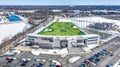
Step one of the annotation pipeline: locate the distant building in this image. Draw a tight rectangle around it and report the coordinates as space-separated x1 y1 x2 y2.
0 12 28 24
89 22 118 30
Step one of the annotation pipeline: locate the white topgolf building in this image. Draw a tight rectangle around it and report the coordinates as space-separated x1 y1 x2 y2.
26 18 100 49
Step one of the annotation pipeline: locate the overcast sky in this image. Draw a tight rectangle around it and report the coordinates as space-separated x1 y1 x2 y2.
0 0 120 5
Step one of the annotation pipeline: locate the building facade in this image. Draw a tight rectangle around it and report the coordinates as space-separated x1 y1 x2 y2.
26 34 100 49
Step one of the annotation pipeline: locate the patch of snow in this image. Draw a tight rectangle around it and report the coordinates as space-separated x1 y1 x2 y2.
12 50 21 55
52 60 61 65
83 44 98 52
58 18 72 22
31 48 68 55
73 26 77 28
0 23 30 44
31 50 41 56
72 17 120 26
48 48 68 54
69 56 81 63
58 17 120 28
113 59 120 67
44 28 52 32
52 10 62 12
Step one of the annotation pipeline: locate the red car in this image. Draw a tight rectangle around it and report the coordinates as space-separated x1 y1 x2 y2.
56 65 61 67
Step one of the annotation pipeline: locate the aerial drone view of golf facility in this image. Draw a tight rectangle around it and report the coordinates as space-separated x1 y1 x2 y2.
38 22 86 36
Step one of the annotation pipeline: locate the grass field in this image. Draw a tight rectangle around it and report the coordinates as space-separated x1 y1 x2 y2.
37 22 86 36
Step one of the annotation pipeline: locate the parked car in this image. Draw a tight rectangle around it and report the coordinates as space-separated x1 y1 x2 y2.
56 65 61 67
110 54 113 57
37 63 43 67
79 63 86 67
95 58 100 62
106 64 111 67
21 62 26 66
49 64 55 67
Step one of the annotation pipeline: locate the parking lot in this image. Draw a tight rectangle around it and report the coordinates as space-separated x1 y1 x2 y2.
72 36 120 67
0 36 120 67
0 51 67 67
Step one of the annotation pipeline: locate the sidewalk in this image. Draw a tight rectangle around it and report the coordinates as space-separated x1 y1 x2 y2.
15 45 68 56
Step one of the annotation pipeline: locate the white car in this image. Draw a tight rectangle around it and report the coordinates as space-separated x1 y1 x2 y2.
11 57 17 60
21 58 31 61
36 58 46 62
27 58 31 61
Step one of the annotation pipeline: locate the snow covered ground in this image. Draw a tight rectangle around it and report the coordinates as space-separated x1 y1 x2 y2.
113 59 120 67
52 60 61 66
58 17 120 35
59 16 120 28
68 56 81 63
58 18 72 22
0 23 30 44
31 48 68 56
83 44 98 52
71 17 120 25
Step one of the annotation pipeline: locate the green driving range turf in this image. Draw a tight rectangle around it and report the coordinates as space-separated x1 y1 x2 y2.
37 22 86 36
